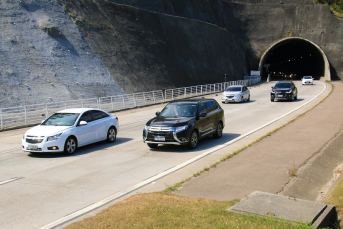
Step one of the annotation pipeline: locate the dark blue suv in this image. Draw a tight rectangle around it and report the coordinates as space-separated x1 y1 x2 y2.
143 98 225 149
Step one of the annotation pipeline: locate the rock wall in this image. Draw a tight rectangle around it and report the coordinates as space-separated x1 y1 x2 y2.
109 0 343 79
57 0 250 93
0 0 124 107
1 0 342 107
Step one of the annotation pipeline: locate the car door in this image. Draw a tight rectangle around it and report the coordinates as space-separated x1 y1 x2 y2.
205 100 217 132
292 82 297 98
76 111 96 146
242 86 248 100
91 110 108 141
197 102 212 137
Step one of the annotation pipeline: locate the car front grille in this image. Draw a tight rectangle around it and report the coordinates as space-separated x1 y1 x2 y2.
149 126 173 132
26 136 44 143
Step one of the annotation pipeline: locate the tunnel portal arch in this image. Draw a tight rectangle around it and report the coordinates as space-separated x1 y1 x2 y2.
259 37 330 81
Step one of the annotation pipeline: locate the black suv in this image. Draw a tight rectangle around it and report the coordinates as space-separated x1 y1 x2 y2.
143 98 225 149
271 81 298 102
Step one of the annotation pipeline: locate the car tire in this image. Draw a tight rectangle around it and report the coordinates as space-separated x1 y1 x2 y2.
240 97 244 103
213 122 223 139
247 95 250 102
187 130 198 149
271 98 274 102
106 126 117 143
64 136 77 154
147 143 158 148
294 94 298 100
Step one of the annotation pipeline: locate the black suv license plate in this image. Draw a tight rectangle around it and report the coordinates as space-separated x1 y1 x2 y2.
154 136 165 141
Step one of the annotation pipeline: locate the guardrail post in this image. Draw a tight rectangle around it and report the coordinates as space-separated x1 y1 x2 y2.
0 109 2 130
143 93 147 105
184 88 186 98
122 95 125 109
133 94 136 107
153 91 156 103
24 105 27 125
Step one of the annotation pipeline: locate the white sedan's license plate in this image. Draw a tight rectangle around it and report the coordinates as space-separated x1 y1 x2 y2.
27 144 38 150
154 136 165 141
277 95 284 97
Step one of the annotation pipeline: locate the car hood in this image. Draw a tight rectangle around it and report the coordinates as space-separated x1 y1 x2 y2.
147 116 193 126
25 125 72 136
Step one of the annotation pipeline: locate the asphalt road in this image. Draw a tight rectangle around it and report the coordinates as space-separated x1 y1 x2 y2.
0 80 328 228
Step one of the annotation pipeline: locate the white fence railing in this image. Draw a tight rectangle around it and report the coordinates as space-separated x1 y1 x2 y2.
0 78 260 130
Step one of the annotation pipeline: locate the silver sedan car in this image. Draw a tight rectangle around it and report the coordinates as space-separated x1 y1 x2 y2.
221 85 250 103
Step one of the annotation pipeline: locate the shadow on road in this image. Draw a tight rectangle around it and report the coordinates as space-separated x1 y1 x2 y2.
27 137 133 158
147 133 241 153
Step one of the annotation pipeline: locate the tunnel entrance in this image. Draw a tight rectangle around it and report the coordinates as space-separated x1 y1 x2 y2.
259 37 330 81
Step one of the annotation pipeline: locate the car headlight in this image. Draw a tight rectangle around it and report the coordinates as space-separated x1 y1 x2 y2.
221 94 226 98
47 133 62 142
145 125 151 131
234 93 242 98
174 125 188 132
286 89 292 93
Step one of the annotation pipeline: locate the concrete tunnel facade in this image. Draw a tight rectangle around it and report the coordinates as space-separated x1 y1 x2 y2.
258 37 331 82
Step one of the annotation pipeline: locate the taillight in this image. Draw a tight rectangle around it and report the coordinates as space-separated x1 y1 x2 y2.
116 117 118 121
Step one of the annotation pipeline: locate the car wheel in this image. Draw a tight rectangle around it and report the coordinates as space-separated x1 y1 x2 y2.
294 94 298 100
147 143 158 148
106 126 117 143
64 136 77 154
188 130 198 149
271 98 274 102
213 122 223 139
240 97 244 103
247 95 250 102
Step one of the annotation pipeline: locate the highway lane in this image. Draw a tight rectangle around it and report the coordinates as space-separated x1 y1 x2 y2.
0 81 326 229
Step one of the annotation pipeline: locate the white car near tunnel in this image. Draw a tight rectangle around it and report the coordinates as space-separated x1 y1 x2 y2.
22 108 119 154
302 76 314 85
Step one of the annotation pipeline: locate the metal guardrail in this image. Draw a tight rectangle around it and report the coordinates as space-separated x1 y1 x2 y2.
0 78 260 130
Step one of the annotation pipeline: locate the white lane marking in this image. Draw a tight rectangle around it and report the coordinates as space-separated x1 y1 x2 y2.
0 177 23 185
40 82 327 229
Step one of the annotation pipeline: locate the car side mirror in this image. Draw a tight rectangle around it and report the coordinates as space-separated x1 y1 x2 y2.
155 111 160 116
79 121 87 126
199 112 207 117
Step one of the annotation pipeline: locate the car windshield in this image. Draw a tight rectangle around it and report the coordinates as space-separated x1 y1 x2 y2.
159 104 197 117
303 76 312 79
274 83 291 89
225 87 242 92
41 113 80 126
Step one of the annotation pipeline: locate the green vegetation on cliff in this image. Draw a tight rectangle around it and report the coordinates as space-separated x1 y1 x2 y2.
314 0 343 17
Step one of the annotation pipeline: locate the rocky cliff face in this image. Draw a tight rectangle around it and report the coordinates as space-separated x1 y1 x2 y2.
0 0 124 107
108 0 343 79
1 0 342 107
57 0 249 94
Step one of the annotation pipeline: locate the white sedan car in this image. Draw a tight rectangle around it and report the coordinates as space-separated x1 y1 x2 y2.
22 108 119 154
221 85 250 103
302 76 314 85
